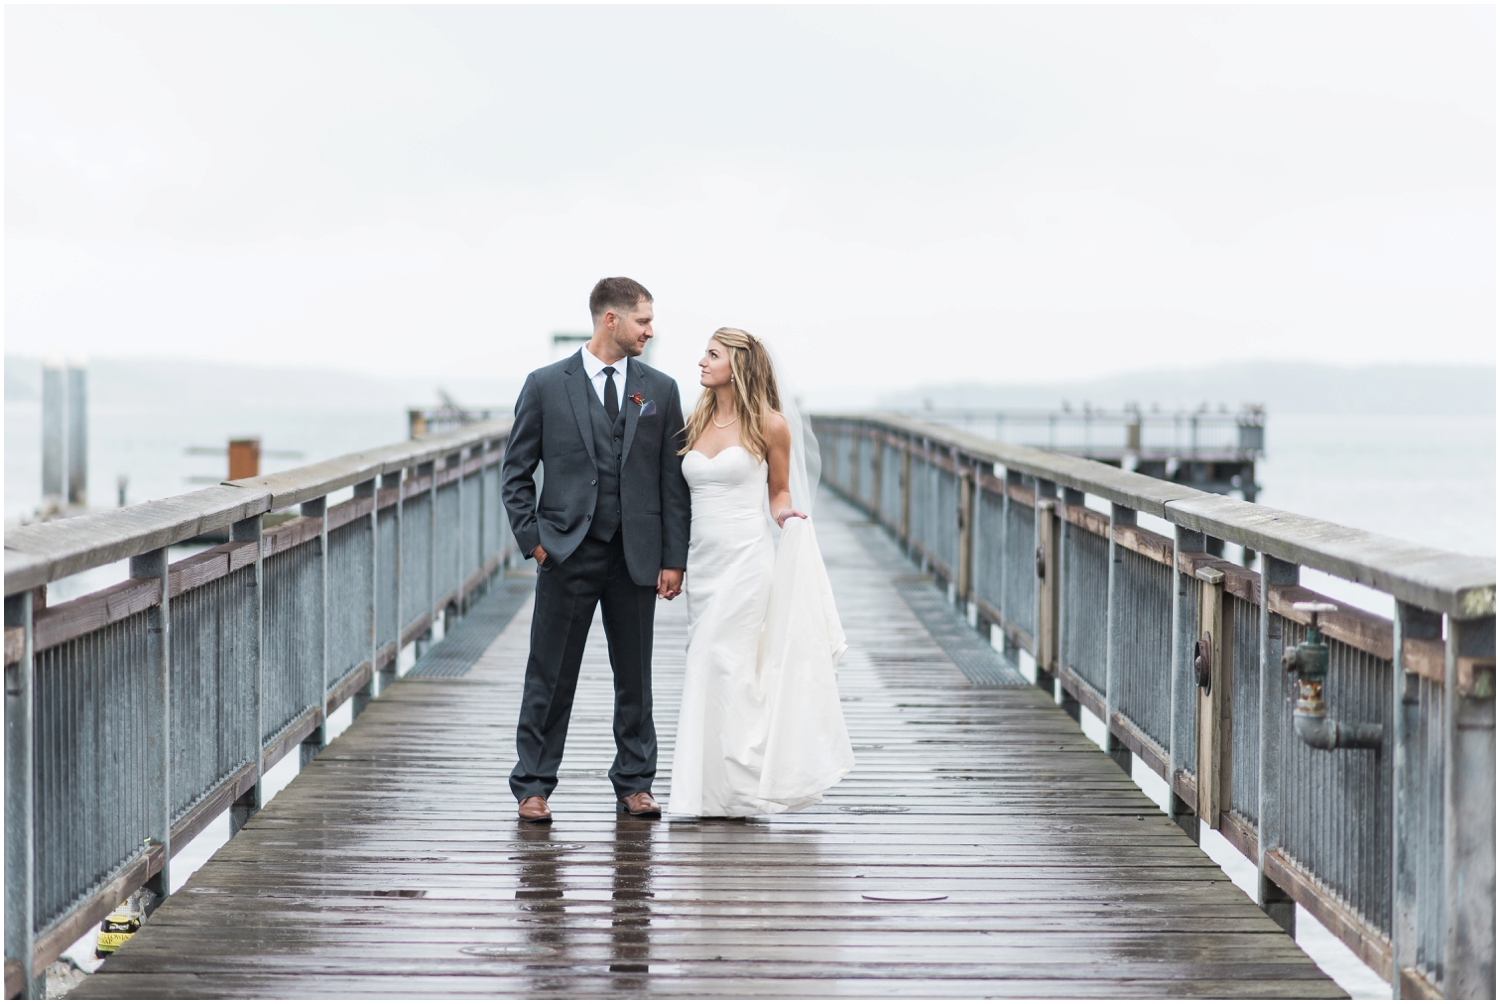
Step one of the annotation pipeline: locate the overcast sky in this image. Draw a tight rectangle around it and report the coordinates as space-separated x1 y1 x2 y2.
7 5 1494 400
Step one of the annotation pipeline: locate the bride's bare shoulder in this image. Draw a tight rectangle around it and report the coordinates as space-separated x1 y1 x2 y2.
762 410 791 447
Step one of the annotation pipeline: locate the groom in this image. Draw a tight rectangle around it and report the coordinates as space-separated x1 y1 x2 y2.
501 277 690 823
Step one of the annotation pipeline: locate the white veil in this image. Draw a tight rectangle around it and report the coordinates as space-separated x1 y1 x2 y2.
763 340 822 519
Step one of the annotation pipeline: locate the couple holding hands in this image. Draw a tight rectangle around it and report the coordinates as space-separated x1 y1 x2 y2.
501 277 853 823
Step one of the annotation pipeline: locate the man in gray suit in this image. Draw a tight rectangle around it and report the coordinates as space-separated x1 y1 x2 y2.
501 277 691 823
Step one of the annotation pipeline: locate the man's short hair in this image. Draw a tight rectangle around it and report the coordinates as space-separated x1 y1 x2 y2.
589 277 652 322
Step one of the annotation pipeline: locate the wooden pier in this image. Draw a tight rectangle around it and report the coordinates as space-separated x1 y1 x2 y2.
69 494 1340 999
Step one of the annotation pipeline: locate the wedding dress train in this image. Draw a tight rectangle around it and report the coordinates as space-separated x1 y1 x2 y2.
667 445 854 817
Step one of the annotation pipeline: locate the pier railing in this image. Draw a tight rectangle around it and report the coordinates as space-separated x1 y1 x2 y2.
813 413 1495 1000
3 418 516 998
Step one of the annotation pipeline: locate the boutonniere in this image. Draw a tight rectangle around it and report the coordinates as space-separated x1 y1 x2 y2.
633 393 657 417
630 392 645 406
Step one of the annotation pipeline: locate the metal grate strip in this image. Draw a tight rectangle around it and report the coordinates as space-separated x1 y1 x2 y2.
406 575 534 678
892 578 1029 689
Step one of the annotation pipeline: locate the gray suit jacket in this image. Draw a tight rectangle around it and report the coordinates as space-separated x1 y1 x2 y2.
501 351 691 587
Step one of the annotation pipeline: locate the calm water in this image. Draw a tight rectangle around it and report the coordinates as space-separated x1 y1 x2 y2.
7 401 1493 997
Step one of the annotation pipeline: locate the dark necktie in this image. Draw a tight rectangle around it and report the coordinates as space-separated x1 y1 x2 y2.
602 366 620 423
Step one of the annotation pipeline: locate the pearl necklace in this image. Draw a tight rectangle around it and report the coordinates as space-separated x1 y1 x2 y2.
712 414 738 429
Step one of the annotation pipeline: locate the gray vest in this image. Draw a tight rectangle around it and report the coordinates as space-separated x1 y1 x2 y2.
586 382 627 542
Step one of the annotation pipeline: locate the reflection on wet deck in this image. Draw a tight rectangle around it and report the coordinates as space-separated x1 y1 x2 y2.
71 494 1343 999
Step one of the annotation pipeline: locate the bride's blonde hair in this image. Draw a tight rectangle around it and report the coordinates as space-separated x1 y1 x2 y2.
681 327 781 460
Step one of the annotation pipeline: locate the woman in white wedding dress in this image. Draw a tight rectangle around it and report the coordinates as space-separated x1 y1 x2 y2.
668 327 855 818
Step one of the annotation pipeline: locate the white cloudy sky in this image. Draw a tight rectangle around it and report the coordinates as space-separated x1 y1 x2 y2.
6 5 1494 399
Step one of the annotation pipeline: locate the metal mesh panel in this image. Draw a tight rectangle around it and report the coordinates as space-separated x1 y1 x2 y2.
1116 548 1174 751
909 455 933 559
169 568 257 821
401 491 432 625
435 481 460 603
1061 523 1109 692
1002 499 1036 639
825 430 849 493
1276 615 1394 936
33 614 155 931
975 487 1006 617
482 464 501 563
462 470 482 584
1176 575 1202 775
1414 673 1445 979
1229 593 1261 826
880 443 903 530
376 505 399 650
261 541 321 742
934 466 959 575
328 518 373 680
856 435 875 505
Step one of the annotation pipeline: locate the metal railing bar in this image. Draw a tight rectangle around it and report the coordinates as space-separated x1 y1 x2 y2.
4 419 514 597
824 412 1207 514
1166 493 1494 619
819 414 1495 618
225 418 512 512
4 485 273 596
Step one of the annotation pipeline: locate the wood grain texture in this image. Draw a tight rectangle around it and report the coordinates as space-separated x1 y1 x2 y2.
72 493 1342 1000
3 625 24 666
32 577 161 652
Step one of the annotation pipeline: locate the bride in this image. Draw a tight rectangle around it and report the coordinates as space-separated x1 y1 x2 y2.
667 327 855 818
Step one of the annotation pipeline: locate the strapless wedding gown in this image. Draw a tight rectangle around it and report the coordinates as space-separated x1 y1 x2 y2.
668 446 854 817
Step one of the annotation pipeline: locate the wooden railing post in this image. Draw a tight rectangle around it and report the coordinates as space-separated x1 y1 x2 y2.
1104 502 1135 774
130 547 171 909
1194 566 1230 829
1170 526 1206 841
5 589 36 998
869 431 883 523
969 461 987 632
229 515 263 837
957 467 974 606
299 497 328 767
899 442 912 549
1444 613 1496 999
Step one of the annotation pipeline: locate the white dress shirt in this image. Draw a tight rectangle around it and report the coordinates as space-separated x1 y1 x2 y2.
579 345 629 411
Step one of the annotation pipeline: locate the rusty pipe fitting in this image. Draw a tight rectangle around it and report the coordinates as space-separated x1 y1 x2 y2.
1283 602 1383 752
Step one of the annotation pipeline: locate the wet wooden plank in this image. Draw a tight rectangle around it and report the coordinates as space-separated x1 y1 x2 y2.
72 492 1345 1000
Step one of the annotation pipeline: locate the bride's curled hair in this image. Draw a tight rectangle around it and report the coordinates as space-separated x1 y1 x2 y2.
680 327 781 460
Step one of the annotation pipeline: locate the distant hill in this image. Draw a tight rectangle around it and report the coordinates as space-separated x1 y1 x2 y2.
4 356 522 414
876 362 1495 416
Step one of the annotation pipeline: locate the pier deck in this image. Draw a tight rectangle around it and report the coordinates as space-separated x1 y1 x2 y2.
70 494 1342 999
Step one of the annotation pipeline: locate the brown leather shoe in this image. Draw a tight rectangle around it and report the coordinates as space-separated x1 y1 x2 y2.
617 791 661 818
518 796 552 823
